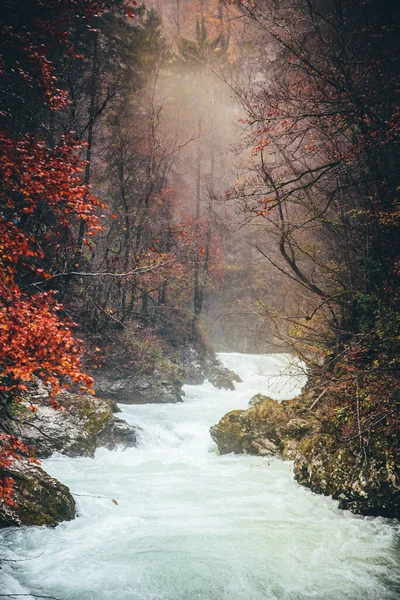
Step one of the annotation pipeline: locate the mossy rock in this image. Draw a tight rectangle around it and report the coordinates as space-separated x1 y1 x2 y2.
208 365 241 390
0 461 75 528
210 396 318 458
210 410 252 454
211 400 287 456
14 391 137 458
248 394 273 406
209 372 236 391
294 434 400 518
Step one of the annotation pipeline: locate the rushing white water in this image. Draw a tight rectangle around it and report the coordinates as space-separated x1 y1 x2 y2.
1 353 399 600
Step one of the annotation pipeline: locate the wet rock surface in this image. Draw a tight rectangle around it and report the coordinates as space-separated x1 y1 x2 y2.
211 393 399 518
180 345 241 390
294 434 400 518
0 461 76 528
10 383 138 458
94 369 184 405
210 395 315 459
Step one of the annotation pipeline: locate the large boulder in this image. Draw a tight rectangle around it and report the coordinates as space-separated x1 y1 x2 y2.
210 397 315 458
0 460 75 528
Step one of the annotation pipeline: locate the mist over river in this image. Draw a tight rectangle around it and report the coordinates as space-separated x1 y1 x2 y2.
1 353 399 600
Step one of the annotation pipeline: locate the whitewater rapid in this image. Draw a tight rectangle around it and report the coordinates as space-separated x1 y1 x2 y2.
1 353 399 599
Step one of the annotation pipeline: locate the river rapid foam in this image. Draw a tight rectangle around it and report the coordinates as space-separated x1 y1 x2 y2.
1 353 399 599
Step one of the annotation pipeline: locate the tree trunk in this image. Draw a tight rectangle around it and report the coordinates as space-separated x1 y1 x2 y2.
75 31 98 260
193 118 202 329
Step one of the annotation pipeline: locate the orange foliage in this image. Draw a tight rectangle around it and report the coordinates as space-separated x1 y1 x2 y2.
0 434 40 507
0 132 101 395
0 0 108 505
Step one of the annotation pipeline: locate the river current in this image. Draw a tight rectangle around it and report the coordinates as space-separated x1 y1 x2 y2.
1 353 399 599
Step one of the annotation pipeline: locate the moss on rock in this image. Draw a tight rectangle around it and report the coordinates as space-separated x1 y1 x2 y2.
210 397 316 458
0 461 75 528
248 393 272 406
13 386 137 458
211 389 399 518
294 434 400 518
208 368 237 391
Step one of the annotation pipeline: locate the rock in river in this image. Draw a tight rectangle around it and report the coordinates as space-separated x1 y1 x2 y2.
210 396 314 459
0 460 75 528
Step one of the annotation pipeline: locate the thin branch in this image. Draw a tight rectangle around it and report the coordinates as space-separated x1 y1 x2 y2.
20 262 170 291
0 551 44 563
72 493 118 501
309 388 328 410
343 407 400 442
0 595 61 600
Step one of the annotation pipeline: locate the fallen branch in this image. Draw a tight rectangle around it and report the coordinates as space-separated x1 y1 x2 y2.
309 388 328 410
0 595 61 600
0 551 44 563
73 493 118 505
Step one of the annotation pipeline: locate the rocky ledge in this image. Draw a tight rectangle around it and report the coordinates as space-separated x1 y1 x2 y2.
210 394 399 518
10 383 137 458
0 383 137 528
185 360 241 390
181 346 241 390
210 395 316 459
93 361 185 404
93 345 241 404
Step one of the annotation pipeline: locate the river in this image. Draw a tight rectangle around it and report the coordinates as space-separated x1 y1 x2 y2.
1 353 399 599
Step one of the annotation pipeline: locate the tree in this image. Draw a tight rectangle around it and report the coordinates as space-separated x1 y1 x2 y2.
228 0 400 448
0 0 110 505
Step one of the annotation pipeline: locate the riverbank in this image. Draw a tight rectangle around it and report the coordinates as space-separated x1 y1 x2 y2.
1 353 399 600
211 389 399 519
